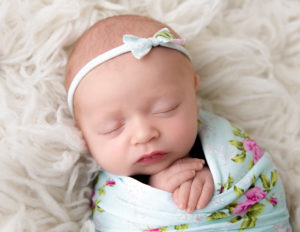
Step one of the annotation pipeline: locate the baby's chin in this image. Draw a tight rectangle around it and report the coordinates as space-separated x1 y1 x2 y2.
105 157 179 176
129 164 171 177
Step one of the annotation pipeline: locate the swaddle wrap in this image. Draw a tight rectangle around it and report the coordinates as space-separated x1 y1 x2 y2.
92 110 291 232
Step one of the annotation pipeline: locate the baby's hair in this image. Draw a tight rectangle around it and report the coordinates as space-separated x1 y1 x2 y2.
65 15 180 91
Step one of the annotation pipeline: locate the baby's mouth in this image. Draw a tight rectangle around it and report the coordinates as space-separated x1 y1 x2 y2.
137 151 168 164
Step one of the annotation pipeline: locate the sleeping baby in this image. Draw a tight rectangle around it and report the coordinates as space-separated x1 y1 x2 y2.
65 15 291 231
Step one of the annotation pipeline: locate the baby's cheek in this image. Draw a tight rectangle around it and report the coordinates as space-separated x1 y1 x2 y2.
168 118 198 153
86 139 114 168
92 148 124 174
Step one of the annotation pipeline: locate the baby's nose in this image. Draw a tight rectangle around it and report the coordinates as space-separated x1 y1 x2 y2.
130 117 159 145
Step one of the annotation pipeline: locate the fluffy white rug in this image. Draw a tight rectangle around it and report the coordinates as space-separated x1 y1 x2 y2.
0 0 299 231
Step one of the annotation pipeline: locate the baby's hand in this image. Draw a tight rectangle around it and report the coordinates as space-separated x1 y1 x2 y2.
173 167 214 213
149 158 205 193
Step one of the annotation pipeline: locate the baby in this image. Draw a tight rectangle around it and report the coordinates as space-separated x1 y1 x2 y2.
65 14 214 213
65 15 291 231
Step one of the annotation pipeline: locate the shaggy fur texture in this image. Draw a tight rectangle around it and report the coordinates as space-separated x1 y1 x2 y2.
0 0 299 231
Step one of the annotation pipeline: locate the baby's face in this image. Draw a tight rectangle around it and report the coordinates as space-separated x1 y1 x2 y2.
74 48 199 176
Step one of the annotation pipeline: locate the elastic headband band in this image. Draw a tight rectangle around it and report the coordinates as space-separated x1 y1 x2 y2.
67 27 191 117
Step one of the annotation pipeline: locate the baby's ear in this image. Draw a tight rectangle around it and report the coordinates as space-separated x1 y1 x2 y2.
194 74 200 90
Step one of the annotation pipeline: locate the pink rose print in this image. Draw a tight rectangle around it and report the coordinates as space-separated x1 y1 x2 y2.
243 138 256 151
233 186 267 216
243 138 263 163
269 197 278 206
145 229 161 232
105 180 116 186
233 200 255 216
245 186 267 202
253 145 263 163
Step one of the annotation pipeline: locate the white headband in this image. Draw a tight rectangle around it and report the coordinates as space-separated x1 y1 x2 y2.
67 27 191 117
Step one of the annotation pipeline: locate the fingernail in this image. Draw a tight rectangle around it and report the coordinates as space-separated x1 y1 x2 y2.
187 207 193 213
179 204 185 210
191 170 195 175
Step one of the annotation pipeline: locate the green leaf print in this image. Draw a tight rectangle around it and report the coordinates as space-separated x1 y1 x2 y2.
231 152 246 163
225 201 238 214
94 179 116 215
97 188 106 196
96 205 104 213
230 216 242 223
248 160 255 170
234 186 244 197
229 140 244 151
92 199 105 213
239 216 257 231
218 173 235 193
232 127 244 138
250 175 256 188
271 170 278 187
227 174 234 189
232 125 250 139
247 203 266 217
206 211 228 221
92 199 100 215
259 173 271 192
174 224 189 231
155 31 174 40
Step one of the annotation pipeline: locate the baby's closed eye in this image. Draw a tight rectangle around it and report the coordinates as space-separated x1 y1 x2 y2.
97 121 125 135
152 102 180 117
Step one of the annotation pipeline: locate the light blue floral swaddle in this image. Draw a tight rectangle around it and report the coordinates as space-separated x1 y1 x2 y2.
91 110 291 232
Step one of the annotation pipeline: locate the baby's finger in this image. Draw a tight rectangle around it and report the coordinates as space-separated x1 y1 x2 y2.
197 176 214 210
170 158 205 175
173 188 179 204
186 176 203 213
166 169 195 192
177 181 192 211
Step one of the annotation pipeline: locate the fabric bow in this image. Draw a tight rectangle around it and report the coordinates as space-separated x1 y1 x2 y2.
123 27 185 59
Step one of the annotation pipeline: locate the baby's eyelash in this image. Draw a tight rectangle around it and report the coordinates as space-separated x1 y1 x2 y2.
153 104 179 115
102 127 120 135
99 122 125 135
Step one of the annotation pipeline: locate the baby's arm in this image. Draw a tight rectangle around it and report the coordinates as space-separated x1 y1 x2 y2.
173 167 214 213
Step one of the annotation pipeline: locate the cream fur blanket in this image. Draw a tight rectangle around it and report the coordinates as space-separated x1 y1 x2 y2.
0 0 299 231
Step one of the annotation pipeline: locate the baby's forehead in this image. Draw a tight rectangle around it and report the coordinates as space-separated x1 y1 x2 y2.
65 16 174 91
